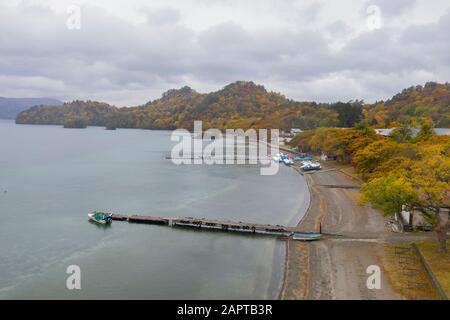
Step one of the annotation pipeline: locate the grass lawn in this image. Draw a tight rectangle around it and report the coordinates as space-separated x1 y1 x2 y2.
382 244 439 299
416 240 450 298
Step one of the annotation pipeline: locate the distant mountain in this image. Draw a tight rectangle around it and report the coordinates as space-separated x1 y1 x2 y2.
15 81 450 130
0 97 62 119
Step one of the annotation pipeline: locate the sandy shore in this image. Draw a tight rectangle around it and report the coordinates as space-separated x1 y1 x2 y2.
280 162 405 300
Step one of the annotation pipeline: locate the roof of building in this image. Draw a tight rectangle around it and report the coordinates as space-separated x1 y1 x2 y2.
374 127 450 137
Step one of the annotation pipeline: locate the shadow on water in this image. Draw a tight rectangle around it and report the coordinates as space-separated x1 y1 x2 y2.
88 220 112 231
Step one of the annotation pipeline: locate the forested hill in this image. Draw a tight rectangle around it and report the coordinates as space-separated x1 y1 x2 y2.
16 100 120 126
15 81 450 130
16 81 339 130
132 81 339 130
364 82 450 128
0 97 62 119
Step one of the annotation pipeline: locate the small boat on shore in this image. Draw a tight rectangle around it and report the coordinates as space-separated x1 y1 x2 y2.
88 212 113 224
273 153 295 166
292 232 322 241
283 158 294 166
300 160 321 171
294 155 313 161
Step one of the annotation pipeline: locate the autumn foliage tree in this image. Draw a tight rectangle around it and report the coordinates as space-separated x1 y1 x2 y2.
290 124 379 163
361 152 449 253
359 127 450 253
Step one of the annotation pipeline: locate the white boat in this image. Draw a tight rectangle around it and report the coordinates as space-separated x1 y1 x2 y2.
301 161 322 171
311 161 321 169
300 161 312 169
272 153 281 162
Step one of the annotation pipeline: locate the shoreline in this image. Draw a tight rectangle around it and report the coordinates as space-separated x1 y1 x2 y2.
278 165 315 300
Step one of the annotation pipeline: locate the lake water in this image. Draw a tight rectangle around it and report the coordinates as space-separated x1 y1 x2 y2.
0 120 309 299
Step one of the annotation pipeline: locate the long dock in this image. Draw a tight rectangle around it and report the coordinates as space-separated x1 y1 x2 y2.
108 213 321 240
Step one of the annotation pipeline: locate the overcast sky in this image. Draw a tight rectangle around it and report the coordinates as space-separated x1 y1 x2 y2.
0 0 449 106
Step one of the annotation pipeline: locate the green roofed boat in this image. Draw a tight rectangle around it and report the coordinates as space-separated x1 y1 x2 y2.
88 212 113 225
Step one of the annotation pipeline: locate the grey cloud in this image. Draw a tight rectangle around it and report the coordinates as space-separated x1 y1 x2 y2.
299 2 322 24
365 0 417 17
145 7 181 26
0 1 448 106
325 20 352 38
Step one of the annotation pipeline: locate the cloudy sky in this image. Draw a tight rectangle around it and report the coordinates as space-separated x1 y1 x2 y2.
0 0 449 106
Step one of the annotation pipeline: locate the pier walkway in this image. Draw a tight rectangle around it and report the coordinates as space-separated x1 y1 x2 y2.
108 213 321 240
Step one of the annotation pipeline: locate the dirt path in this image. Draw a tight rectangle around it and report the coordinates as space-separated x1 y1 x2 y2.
307 239 403 299
282 163 405 300
308 167 388 238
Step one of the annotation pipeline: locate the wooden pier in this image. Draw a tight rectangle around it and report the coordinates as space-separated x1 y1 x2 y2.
128 215 170 225
109 213 320 240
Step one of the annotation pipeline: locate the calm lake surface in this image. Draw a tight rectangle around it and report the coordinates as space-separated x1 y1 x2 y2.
0 119 309 299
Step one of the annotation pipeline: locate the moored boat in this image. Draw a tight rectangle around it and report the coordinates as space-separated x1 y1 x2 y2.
88 212 113 224
292 232 322 241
